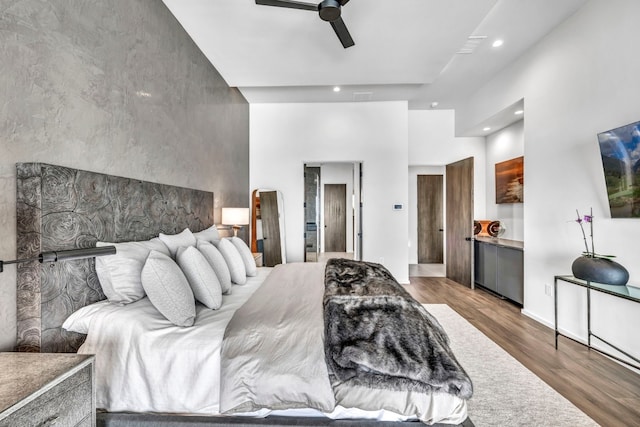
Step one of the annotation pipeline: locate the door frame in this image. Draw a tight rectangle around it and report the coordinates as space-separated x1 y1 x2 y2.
303 162 363 261
445 157 474 288
417 174 444 263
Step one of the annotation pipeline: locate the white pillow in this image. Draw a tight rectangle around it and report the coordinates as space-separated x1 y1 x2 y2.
214 238 246 285
159 228 197 258
176 246 223 309
141 250 196 327
62 300 112 334
196 240 232 294
95 238 170 304
230 237 257 277
193 224 220 245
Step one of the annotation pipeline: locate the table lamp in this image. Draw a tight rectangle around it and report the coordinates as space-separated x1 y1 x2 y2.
222 207 250 237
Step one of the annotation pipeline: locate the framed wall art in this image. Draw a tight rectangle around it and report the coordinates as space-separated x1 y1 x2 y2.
597 120 640 218
495 156 524 204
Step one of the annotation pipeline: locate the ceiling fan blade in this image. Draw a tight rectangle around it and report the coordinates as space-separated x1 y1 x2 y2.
338 0 350 5
255 0 318 12
330 17 354 48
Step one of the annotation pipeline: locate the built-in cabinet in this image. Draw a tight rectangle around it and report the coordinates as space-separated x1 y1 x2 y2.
474 237 524 305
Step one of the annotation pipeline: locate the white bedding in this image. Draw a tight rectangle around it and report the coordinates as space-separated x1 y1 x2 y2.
220 262 335 413
221 263 467 425
75 263 467 424
78 267 272 413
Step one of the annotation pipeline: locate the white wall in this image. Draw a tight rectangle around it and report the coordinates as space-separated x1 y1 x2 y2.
250 102 410 283
455 0 640 364
485 120 525 241
409 110 487 218
408 110 487 264
319 163 354 253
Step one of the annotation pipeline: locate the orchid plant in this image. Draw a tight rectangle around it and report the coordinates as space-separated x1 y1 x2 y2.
575 208 615 259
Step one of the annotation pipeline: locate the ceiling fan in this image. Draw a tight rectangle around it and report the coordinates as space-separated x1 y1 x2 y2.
255 0 355 48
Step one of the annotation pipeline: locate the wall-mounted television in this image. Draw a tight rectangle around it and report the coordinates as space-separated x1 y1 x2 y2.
597 120 640 218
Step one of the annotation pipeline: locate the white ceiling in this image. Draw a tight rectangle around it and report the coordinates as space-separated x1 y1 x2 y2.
162 0 588 135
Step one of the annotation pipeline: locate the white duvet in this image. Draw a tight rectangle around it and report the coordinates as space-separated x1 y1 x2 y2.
220 263 467 425
220 262 335 413
78 268 272 413
75 263 467 424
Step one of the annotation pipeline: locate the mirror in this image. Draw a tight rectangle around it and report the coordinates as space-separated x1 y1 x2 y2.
251 189 286 267
304 162 362 262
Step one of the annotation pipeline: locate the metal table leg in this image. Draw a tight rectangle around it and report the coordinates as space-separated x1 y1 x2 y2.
554 277 558 349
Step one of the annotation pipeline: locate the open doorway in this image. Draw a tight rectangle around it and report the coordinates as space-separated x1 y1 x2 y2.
409 166 445 277
409 158 474 284
304 162 362 262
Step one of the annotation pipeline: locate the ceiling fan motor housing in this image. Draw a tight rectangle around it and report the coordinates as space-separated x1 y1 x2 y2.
318 0 341 22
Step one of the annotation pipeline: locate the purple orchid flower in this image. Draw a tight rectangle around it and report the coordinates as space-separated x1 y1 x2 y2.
576 208 595 256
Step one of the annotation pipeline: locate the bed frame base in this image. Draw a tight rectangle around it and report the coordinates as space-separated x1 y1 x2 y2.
97 413 474 426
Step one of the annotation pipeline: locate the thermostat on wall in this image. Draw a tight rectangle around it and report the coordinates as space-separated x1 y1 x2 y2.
393 204 403 211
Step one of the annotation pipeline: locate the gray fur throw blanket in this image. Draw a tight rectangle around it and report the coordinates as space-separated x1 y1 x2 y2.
323 258 473 399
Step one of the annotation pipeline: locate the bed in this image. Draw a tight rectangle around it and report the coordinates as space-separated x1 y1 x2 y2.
15 163 474 426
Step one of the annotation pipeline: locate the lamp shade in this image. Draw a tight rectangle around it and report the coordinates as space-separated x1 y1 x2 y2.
221 208 249 226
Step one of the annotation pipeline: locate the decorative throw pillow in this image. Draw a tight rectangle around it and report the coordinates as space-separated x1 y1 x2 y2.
230 237 257 277
176 246 223 309
95 238 170 304
159 228 197 258
196 240 232 294
193 224 220 245
141 250 196 327
214 238 247 285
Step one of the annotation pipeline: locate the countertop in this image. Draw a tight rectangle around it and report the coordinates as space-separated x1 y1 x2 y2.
475 236 524 251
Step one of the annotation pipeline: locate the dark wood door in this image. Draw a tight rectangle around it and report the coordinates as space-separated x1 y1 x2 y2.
446 157 474 288
260 191 282 267
324 184 347 252
418 174 444 263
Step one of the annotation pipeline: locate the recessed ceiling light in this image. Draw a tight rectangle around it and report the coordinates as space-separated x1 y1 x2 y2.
430 101 439 108
333 86 341 92
492 39 504 48
483 127 491 132
514 110 524 115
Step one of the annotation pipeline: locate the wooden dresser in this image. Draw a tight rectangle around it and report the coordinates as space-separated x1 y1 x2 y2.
0 353 95 427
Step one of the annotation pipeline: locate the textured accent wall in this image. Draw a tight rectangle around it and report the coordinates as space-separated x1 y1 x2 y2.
0 0 249 350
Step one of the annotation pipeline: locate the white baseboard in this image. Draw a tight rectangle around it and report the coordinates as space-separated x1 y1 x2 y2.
521 309 589 343
520 308 554 329
520 309 640 374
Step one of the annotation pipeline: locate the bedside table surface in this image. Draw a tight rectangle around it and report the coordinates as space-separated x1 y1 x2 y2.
0 352 94 414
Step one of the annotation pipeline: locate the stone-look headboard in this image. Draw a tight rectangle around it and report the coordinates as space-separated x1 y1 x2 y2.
16 163 214 352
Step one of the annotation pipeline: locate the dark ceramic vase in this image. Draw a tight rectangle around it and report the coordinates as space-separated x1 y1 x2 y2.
571 256 629 286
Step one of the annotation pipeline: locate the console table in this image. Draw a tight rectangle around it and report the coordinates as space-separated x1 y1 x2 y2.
554 275 640 369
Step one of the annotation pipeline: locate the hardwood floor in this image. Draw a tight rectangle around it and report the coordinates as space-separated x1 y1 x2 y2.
406 277 640 427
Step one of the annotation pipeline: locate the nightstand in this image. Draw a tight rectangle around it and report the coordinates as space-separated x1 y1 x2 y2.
253 252 263 267
0 353 95 427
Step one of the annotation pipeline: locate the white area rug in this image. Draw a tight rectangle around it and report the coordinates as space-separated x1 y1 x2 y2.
425 304 598 427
